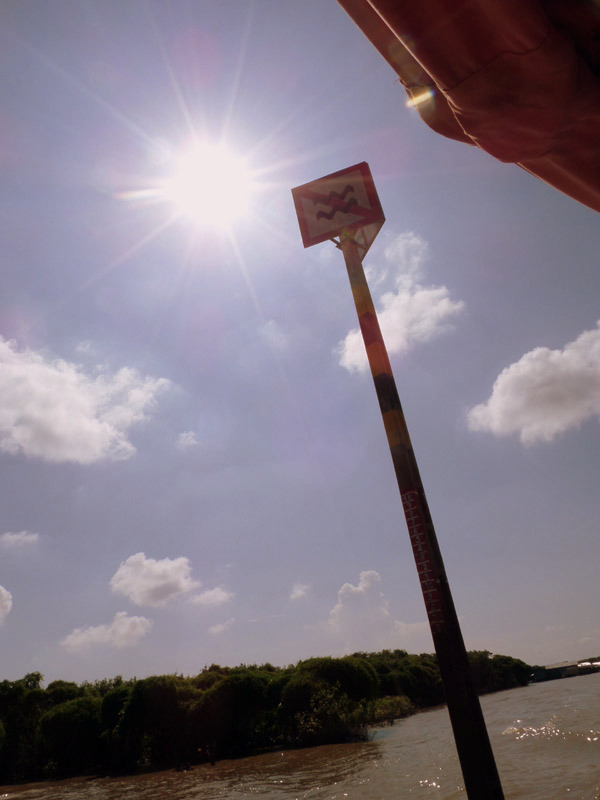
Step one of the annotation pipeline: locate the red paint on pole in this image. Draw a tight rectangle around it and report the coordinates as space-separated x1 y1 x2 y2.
401 487 444 633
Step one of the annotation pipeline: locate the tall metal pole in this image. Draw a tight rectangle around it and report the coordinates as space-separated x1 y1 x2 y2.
339 233 505 800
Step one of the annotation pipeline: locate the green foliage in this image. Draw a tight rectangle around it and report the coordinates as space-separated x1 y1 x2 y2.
0 650 531 784
46 680 82 707
19 672 43 691
191 670 224 691
100 683 132 732
279 675 368 747
99 682 134 772
116 675 182 768
40 695 102 777
468 651 531 694
369 694 414 723
350 649 443 707
295 656 379 702
0 679 45 782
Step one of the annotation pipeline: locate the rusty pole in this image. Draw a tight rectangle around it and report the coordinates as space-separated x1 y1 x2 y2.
339 233 504 800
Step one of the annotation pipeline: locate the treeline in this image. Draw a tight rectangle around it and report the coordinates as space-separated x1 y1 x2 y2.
0 650 530 784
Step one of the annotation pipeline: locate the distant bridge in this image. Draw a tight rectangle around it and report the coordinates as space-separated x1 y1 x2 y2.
532 659 600 682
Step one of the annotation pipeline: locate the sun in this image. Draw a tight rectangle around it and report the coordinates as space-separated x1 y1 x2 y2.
114 137 258 239
159 141 255 230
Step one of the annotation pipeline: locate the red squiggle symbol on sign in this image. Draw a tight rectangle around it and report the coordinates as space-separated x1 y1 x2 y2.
312 184 357 220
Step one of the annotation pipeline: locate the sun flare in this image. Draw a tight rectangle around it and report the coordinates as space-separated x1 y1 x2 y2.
161 141 255 229
117 139 256 233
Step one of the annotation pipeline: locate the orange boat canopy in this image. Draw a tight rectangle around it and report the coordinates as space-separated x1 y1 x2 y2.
337 0 600 213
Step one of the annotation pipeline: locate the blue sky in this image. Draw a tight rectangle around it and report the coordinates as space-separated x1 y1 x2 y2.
1 0 599 684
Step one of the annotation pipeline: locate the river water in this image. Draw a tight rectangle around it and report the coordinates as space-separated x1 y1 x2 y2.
2 672 599 800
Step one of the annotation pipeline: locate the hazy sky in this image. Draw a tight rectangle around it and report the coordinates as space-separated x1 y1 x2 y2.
1 1 599 684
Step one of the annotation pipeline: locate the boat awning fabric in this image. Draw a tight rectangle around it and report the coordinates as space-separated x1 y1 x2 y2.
337 0 600 213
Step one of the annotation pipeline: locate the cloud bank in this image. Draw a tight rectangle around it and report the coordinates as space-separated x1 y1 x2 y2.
290 582 310 600
189 587 234 607
208 618 235 635
468 322 600 444
0 531 39 548
0 337 170 463
0 585 12 624
61 611 153 651
176 431 199 450
110 553 199 607
326 570 428 651
338 232 465 372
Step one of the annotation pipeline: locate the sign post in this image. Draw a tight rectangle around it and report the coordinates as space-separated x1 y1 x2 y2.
292 163 505 800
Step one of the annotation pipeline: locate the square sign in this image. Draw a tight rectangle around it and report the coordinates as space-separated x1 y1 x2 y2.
292 162 384 257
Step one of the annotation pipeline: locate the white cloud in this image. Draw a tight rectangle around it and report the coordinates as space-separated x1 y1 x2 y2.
189 587 234 607
326 570 429 651
260 320 289 352
176 430 199 449
208 618 235 635
0 585 13 624
467 322 600 444
337 232 465 372
0 337 170 463
0 531 40 548
328 570 390 637
61 611 153 651
110 552 199 607
290 582 310 600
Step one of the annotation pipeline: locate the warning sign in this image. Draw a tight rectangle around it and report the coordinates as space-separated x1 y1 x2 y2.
292 162 384 256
